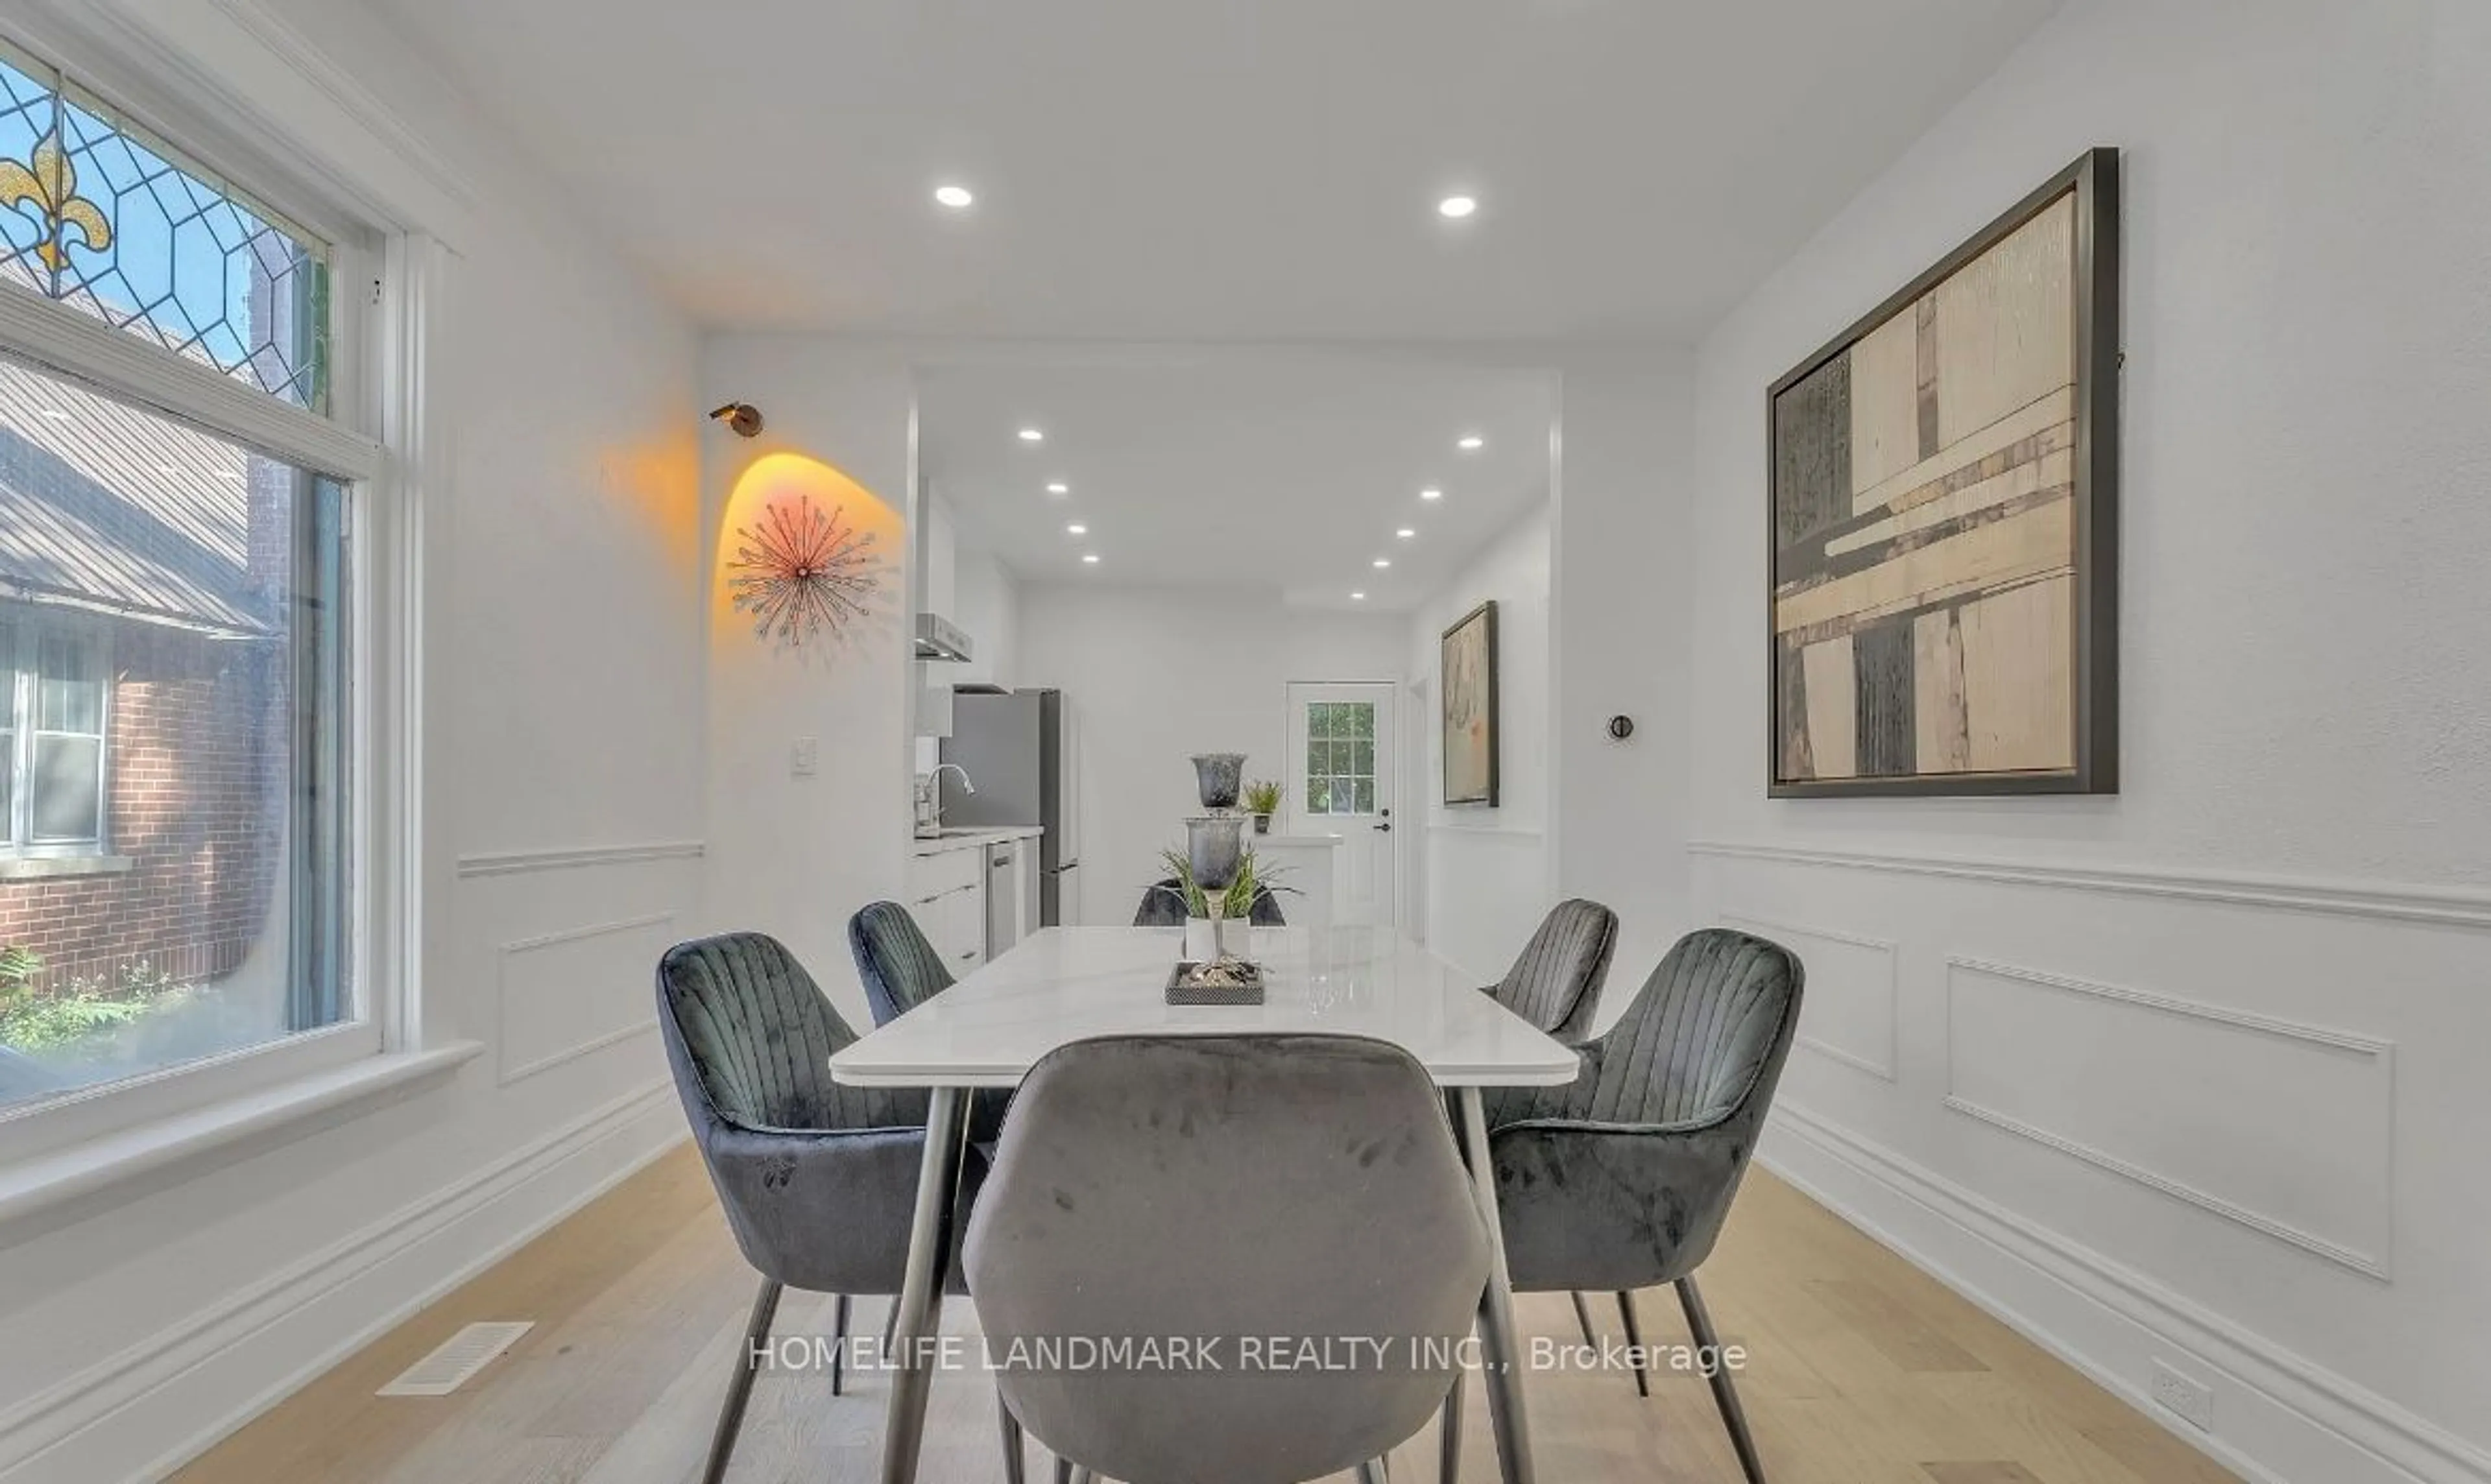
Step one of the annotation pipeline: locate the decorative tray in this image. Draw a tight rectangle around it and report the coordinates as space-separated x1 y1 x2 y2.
1164 959 1266 1006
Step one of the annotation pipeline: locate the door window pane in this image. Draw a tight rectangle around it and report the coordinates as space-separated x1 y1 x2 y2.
0 357 351 1107
1298 699 1378 816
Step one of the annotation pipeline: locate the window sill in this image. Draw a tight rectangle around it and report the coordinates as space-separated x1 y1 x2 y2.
0 854 134 881
0 1040 482 1247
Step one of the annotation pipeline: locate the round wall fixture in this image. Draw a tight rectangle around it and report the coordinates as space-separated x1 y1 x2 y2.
1607 714 1635 741
709 402 765 438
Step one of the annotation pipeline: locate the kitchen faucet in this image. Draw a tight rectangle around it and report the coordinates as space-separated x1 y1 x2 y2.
915 762 975 837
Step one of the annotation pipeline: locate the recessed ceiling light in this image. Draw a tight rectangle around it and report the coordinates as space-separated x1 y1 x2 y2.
1372 557 1391 569
1438 195 1478 220
1351 591 1367 601
1018 427 1044 442
1081 553 1101 564
1045 481 1069 495
1457 434 1484 451
933 184 974 209
1419 486 1443 501
1066 523 1087 535
1395 527 1415 540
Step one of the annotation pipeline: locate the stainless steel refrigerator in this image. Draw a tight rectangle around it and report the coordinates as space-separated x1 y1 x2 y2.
939 689 1081 926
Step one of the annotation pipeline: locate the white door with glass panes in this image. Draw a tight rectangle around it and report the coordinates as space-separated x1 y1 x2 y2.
1285 682 1396 929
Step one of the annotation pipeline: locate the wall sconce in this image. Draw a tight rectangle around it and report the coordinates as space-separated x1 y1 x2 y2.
709 402 765 438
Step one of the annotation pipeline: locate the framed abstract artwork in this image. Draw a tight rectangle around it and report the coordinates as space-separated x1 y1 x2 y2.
1768 147 2120 797
1441 599 1499 806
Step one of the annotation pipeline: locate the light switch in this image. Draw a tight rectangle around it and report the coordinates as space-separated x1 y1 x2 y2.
791 737 819 778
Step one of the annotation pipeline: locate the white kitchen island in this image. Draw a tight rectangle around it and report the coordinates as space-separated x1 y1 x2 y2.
1251 832 1339 934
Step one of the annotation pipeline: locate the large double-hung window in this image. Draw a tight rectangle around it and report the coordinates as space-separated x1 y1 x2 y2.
0 33 368 1112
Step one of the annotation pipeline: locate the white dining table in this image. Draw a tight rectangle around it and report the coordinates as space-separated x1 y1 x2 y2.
830 924 1578 1484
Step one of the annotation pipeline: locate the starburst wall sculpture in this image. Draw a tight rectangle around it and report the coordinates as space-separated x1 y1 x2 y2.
726 496 886 653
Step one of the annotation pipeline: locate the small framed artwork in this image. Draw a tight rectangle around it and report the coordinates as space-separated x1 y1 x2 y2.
1768 147 2120 796
1441 599 1499 806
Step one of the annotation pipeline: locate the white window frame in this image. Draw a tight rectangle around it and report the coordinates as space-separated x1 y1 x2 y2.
0 18 409 1166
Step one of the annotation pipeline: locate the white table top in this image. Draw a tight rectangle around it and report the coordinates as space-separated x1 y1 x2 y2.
830 926 1581 1089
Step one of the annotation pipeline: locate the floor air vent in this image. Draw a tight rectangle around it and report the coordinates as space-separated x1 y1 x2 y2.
378 1321 535 1397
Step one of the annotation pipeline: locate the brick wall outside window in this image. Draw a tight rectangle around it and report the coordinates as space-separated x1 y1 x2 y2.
0 623 283 992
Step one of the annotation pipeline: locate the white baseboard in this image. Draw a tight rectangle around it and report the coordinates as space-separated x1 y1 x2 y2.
1760 1102 2491 1484
0 1081 686 1484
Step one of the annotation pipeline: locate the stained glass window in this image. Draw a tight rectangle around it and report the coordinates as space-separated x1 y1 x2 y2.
0 40 330 410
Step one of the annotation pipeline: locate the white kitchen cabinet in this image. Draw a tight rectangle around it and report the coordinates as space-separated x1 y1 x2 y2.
906 846 985 974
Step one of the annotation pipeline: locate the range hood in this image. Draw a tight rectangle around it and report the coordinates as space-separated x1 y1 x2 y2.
914 612 974 662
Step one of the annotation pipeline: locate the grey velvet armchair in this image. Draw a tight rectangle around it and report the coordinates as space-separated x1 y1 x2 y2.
966 1035 1489 1484
848 898 957 1027
1130 879 1288 927
1451 927 1803 1484
1485 897 1619 1045
848 901 1013 1150
656 931 1015 1484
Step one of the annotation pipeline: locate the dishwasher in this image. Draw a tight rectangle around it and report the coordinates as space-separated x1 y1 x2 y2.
984 841 1018 959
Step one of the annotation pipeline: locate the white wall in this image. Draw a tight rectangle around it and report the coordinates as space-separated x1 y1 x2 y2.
1014 584 1404 926
950 543 1020 691
0 3 706 1479
1552 353 1698 988
701 335 917 1029
1406 505 1553 981
1665 3 2491 1481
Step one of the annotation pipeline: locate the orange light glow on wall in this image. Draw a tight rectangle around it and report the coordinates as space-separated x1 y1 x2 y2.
714 452 901 658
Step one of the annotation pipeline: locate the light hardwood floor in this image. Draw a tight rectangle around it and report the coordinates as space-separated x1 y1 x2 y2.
174 1145 2241 1484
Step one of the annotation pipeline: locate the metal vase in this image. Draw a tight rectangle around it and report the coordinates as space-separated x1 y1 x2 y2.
1190 753 1247 811
1186 814 1246 891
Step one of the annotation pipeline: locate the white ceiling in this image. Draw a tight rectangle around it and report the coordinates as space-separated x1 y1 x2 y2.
917 357 1552 609
372 0 2058 342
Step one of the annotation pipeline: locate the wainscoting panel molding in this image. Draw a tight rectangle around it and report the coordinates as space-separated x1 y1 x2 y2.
0 1083 680 1482
1689 838 2491 931
1943 956 2395 1279
496 913 678 1086
456 841 706 878
1761 1102 2491 1484
1720 913 1899 1081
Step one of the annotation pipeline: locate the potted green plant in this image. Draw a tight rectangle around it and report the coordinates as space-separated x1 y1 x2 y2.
1155 846 1290 962
1242 779 1284 834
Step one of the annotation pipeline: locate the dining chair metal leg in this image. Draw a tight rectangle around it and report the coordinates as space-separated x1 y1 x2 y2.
1674 1276 1767 1484
831 1293 851 1396
1358 1459 1391 1484
1452 1086 1537 1484
1439 1372 1463 1484
1052 1456 1072 1484
1067 1467 1094 1484
877 1085 972 1484
701 1276 784 1484
1614 1289 1649 1399
1567 1291 1596 1348
883 1296 899 1355
996 1391 1026 1484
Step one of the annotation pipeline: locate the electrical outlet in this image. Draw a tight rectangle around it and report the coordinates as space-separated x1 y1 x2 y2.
791 737 819 778
2150 1359 2214 1431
